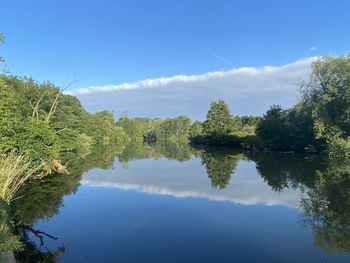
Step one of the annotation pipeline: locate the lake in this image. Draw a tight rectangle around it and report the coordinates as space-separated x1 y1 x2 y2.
12 143 350 262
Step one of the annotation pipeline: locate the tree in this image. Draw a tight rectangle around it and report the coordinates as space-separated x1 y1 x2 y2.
189 121 203 138
301 55 350 141
202 100 236 136
143 116 192 143
116 115 143 142
298 55 350 156
256 105 289 150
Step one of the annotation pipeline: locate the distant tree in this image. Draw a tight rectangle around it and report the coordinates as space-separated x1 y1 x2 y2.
256 105 289 150
161 116 191 140
116 115 143 142
233 115 261 137
202 100 236 136
189 121 203 138
143 116 191 143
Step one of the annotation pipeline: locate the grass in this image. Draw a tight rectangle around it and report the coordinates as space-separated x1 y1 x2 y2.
0 153 41 204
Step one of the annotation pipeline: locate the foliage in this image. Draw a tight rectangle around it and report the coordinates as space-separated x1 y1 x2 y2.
233 115 260 137
202 100 236 136
193 55 350 155
256 104 324 152
301 55 350 141
0 201 23 253
0 222 23 253
328 137 350 158
0 74 129 159
116 114 144 142
143 116 192 143
256 105 289 150
189 121 203 138
1 121 60 167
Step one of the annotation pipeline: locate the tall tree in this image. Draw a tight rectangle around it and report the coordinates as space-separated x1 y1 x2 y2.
300 55 350 141
202 100 236 136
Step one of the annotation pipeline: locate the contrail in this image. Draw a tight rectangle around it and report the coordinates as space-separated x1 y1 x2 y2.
172 28 234 68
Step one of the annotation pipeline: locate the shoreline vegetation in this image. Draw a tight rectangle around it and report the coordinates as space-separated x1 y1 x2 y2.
1 29 350 255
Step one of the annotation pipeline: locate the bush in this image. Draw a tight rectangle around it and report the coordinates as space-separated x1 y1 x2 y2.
0 120 59 167
329 138 350 158
241 135 263 151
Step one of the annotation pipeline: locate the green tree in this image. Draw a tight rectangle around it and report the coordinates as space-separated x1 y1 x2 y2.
116 114 143 142
189 121 203 138
143 116 191 143
300 55 350 141
256 105 289 150
202 100 236 136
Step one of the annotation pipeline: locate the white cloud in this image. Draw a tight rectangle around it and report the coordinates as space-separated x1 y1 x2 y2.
69 57 315 96
70 57 316 118
310 46 317 51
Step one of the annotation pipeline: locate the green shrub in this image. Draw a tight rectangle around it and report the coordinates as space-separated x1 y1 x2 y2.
329 137 350 158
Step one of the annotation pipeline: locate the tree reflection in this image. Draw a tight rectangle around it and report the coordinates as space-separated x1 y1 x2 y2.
246 152 350 254
300 160 350 253
15 224 66 263
248 153 326 192
5 140 350 258
198 150 242 189
6 143 124 262
117 141 192 164
0 201 22 253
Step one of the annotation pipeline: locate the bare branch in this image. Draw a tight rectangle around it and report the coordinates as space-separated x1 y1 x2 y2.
29 95 44 122
45 77 77 124
54 127 68 134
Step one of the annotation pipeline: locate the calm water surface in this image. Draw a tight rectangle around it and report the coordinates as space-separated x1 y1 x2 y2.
13 145 350 262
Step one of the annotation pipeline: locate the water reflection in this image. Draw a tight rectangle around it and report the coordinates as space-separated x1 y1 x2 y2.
5 143 119 262
300 160 350 253
7 141 350 261
199 150 242 189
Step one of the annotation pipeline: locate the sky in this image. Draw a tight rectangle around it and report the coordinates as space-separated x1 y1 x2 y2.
1 0 350 119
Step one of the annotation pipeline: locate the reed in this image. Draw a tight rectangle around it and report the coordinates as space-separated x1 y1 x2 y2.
0 153 41 204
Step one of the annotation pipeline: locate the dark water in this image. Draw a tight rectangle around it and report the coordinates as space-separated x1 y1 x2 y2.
11 143 350 262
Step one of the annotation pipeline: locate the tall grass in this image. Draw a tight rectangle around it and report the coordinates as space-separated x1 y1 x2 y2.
0 153 41 204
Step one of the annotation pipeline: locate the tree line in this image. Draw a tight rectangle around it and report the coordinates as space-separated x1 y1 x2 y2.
189 55 350 157
1 34 349 194
1 52 350 190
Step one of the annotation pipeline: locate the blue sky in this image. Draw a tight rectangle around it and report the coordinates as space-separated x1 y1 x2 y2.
1 0 349 118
